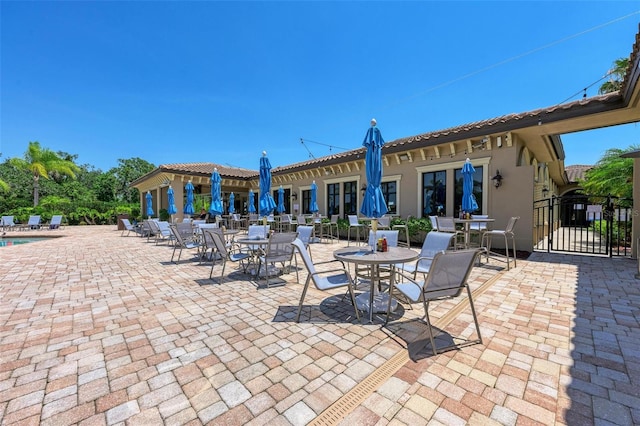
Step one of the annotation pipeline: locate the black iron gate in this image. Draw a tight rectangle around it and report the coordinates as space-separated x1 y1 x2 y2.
533 194 633 257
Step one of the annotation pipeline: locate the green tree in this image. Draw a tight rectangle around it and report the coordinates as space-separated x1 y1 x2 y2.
0 153 10 193
93 171 119 202
579 145 638 199
0 160 33 211
9 141 81 206
58 163 105 204
599 58 630 94
110 158 155 203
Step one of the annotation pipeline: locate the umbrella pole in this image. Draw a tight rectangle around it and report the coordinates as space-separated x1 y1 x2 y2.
370 219 378 252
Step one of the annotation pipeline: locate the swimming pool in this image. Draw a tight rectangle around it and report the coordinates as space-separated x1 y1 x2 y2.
0 237 49 247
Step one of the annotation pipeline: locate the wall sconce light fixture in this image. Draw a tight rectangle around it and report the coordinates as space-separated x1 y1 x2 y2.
542 186 549 197
492 170 503 188
472 137 489 150
361 183 368 195
291 192 298 201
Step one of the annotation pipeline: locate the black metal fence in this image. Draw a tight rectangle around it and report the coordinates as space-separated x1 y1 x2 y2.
533 194 634 257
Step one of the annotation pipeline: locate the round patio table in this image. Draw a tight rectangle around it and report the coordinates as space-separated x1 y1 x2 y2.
333 246 418 323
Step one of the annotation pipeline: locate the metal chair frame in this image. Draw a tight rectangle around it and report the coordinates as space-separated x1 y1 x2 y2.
481 216 519 270
292 239 360 322
386 249 483 355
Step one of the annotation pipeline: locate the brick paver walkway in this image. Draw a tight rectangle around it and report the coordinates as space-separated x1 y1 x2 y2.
1 226 638 425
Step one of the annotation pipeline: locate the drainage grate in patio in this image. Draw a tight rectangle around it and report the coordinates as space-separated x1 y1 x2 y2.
309 271 504 425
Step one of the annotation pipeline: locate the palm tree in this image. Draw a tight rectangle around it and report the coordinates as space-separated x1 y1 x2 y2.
9 141 80 206
599 58 630 94
579 144 638 199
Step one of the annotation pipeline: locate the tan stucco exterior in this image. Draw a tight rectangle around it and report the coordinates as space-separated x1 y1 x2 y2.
129 129 598 252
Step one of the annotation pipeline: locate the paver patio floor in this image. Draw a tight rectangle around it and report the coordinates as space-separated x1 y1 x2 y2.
0 226 638 425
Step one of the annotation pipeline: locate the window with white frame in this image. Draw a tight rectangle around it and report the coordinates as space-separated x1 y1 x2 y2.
416 157 490 218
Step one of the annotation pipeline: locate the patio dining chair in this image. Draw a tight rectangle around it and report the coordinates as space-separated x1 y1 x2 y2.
386 249 483 355
481 216 519 270
292 239 360 322
230 213 246 230
145 219 162 243
206 228 251 282
393 221 411 248
347 215 365 246
468 214 489 247
367 229 399 249
120 218 140 237
310 213 324 242
295 225 315 261
256 231 298 288
147 220 172 244
396 231 454 281
428 215 439 231
296 214 308 228
153 221 173 245
199 226 220 263
241 224 270 255
322 214 339 243
140 219 156 239
377 215 391 230
169 222 201 263
279 214 295 232
435 216 464 250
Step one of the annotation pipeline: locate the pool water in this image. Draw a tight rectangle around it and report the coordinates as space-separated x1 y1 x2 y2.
0 237 48 247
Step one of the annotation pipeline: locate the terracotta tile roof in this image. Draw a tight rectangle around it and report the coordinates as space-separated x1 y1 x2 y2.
136 88 626 181
620 25 640 100
386 93 623 151
565 164 593 182
158 162 258 179
273 92 622 174
272 148 366 174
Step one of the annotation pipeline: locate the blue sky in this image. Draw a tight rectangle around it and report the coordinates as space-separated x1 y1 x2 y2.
1 2 639 172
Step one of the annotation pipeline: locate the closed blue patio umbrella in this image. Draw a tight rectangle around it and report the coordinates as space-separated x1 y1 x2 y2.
228 192 235 214
277 186 286 214
461 158 479 214
209 167 224 216
259 151 277 217
358 119 391 317
167 186 177 222
360 119 388 220
184 180 195 217
248 189 256 214
310 181 319 213
145 191 154 219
